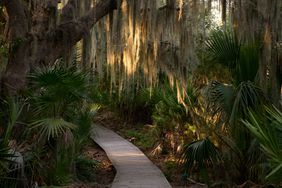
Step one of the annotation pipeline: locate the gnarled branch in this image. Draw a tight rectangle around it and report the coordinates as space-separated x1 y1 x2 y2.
46 0 117 58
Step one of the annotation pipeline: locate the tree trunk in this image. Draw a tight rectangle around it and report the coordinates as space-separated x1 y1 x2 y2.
1 0 29 95
258 0 282 106
232 0 282 107
221 0 226 25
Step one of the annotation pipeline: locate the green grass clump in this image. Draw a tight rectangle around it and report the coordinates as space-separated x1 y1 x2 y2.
124 129 155 150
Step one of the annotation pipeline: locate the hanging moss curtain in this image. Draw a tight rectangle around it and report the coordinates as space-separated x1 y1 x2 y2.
90 0 209 101
26 0 281 103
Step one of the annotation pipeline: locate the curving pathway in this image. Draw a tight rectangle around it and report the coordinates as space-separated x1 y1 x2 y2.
91 124 172 188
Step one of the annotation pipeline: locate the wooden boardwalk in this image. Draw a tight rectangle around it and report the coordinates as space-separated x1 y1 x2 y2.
91 124 172 188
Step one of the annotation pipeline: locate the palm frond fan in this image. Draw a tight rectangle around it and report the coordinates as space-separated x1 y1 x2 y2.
30 118 77 141
181 138 220 175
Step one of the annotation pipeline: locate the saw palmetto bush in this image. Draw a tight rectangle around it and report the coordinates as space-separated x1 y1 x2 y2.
205 29 240 71
73 106 100 152
203 29 267 183
28 64 90 142
29 64 88 119
75 154 100 182
151 81 198 155
89 75 154 123
243 106 282 184
26 64 97 186
98 77 199 156
206 81 264 126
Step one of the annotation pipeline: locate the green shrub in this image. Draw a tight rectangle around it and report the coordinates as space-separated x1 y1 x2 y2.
164 160 178 181
75 155 100 182
124 129 155 150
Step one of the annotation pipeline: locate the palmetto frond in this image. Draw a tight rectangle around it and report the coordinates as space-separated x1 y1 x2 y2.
30 118 77 141
205 81 264 126
205 29 240 70
182 138 220 171
230 81 264 125
266 106 282 127
181 138 220 184
1 98 25 144
243 106 282 182
30 65 88 92
29 64 88 117
205 29 259 85
205 81 235 117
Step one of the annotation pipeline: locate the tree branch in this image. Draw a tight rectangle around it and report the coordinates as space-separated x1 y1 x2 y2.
2 0 118 94
60 0 77 22
80 0 117 30
29 0 118 68
47 0 117 57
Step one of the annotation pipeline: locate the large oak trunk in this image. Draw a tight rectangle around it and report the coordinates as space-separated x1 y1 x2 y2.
1 0 116 95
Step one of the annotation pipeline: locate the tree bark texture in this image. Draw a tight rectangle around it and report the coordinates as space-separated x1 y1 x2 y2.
232 0 282 106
